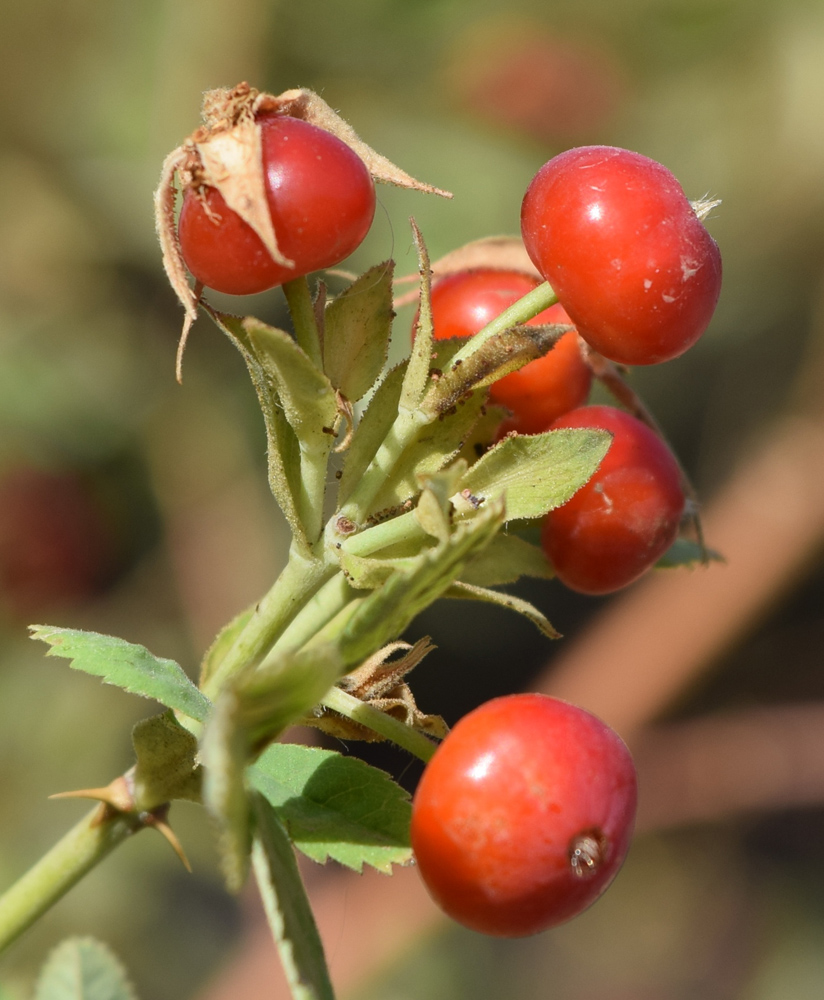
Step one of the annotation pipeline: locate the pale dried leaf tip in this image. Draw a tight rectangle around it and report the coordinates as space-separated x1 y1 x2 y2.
394 236 541 308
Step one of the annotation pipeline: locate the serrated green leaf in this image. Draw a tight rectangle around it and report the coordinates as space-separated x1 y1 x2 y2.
336 498 505 667
370 391 488 512
453 427 612 522
199 604 255 689
323 263 394 403
34 938 138 1000
244 318 338 452
252 796 334 1000
399 222 434 412
422 323 568 416
201 645 344 891
455 403 510 467
337 362 406 507
444 581 560 639
459 533 553 587
30 627 210 724
656 536 724 569
250 744 412 873
131 712 201 810
205 306 305 544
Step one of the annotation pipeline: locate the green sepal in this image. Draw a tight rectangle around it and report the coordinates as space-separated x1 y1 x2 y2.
204 306 305 545
399 221 434 413
245 317 338 453
421 323 570 416
131 711 202 811
251 796 335 1000
337 362 406 507
444 581 561 638
34 938 138 1000
323 262 394 403
29 626 210 724
250 743 412 873
452 427 612 521
459 533 554 587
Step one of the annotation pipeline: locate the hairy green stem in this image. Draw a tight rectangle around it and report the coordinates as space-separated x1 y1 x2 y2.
0 807 141 953
282 277 323 370
320 687 438 763
341 508 427 557
203 548 334 701
262 571 355 662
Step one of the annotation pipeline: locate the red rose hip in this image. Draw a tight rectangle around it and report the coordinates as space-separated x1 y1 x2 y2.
178 115 376 295
411 694 637 937
542 405 685 594
521 145 722 365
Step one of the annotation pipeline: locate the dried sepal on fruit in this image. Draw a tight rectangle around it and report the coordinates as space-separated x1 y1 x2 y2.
394 235 542 309
302 638 448 741
155 81 452 377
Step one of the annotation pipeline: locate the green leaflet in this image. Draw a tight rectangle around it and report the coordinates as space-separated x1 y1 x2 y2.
453 427 612 521
444 581 560 639
323 263 394 403
250 743 412 873
252 797 335 1000
337 362 406 507
131 712 202 811
245 318 338 453
459 533 554 587
205 306 305 545
399 221 434 412
421 323 569 416
34 938 138 1000
29 626 210 724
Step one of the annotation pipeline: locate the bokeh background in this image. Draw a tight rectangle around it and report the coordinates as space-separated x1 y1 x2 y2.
2 0 824 997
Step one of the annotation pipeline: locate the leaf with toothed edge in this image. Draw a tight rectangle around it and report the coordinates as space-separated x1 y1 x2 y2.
30 626 210 723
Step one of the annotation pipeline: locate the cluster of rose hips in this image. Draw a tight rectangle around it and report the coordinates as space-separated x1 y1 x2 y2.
168 94 720 939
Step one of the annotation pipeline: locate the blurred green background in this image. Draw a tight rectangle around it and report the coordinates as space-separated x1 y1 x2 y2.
2 0 824 997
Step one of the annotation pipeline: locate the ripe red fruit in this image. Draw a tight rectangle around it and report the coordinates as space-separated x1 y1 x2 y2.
520 146 722 365
178 115 376 295
411 693 637 937
426 268 592 433
542 405 684 594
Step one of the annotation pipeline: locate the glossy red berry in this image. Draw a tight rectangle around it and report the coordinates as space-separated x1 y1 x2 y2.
542 405 684 594
427 268 592 433
521 146 722 365
178 115 376 295
411 693 637 937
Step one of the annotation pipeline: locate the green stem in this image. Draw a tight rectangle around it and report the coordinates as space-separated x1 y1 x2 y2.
203 548 334 701
282 277 323 370
0 807 140 953
262 571 355 661
320 687 438 763
341 508 427 557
